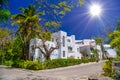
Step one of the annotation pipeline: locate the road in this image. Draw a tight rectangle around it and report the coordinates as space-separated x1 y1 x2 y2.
0 61 108 80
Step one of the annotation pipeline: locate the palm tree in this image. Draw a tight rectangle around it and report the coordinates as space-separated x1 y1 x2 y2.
94 37 106 59
91 49 99 58
11 5 42 60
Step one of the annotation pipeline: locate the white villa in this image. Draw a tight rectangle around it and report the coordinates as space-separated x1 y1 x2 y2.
29 31 116 61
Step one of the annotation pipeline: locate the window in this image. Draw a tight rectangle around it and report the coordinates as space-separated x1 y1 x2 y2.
62 36 65 47
63 51 65 57
77 48 79 52
68 47 72 52
67 39 70 42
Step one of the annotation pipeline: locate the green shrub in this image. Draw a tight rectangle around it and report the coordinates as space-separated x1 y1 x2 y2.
4 60 14 66
12 60 24 68
114 56 120 61
81 58 96 63
43 58 96 69
44 59 82 69
111 70 120 78
89 58 96 62
102 60 112 77
82 58 89 63
11 58 96 70
23 60 43 70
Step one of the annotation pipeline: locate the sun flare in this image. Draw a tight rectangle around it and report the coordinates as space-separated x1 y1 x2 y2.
89 4 102 17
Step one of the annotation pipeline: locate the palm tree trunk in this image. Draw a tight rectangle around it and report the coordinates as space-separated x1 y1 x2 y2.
22 41 29 60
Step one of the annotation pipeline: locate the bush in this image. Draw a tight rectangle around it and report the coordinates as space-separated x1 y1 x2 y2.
111 71 120 78
4 60 14 66
89 58 96 62
103 57 120 78
11 58 96 70
12 60 24 68
102 60 112 77
44 58 96 69
114 56 120 61
81 58 96 63
23 60 43 70
44 58 85 69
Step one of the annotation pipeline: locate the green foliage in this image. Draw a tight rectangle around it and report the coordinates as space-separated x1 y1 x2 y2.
45 21 60 28
44 58 96 69
0 28 9 39
103 57 120 78
3 36 22 61
102 60 113 77
0 9 11 22
108 19 120 56
35 0 85 30
108 31 120 56
114 56 120 61
38 31 52 41
4 60 14 66
0 28 11 64
78 0 84 6
12 60 24 68
0 0 10 23
10 58 96 70
11 5 42 60
91 49 99 58
11 36 23 60
12 60 43 70
23 60 43 70
94 37 103 45
58 2 67 7
44 59 82 69
111 70 120 78
116 20 120 31
81 58 89 63
88 58 96 62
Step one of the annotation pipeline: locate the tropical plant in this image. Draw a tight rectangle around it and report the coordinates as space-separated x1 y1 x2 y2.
0 28 10 64
11 5 42 60
108 30 120 56
94 37 106 59
91 49 99 58
102 60 113 77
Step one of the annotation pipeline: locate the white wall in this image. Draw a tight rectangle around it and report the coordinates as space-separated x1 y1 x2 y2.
29 31 97 61
104 44 117 58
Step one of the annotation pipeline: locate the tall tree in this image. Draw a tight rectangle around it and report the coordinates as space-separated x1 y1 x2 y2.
108 30 120 56
94 37 106 59
11 5 42 60
108 19 120 56
91 49 99 58
11 0 84 60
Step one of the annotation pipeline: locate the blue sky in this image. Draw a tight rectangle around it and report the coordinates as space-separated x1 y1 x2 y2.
5 0 120 40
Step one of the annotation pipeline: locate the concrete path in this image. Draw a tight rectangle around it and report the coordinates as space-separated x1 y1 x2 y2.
0 61 111 80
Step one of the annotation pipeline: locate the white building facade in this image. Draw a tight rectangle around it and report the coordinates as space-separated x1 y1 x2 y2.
29 31 97 61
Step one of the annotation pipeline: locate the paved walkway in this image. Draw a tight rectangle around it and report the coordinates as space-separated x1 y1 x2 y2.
0 61 112 80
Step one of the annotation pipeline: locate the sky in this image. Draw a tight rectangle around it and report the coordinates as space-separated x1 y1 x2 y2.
5 0 120 40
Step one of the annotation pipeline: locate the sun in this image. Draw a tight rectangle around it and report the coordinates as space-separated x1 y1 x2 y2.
89 4 102 17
